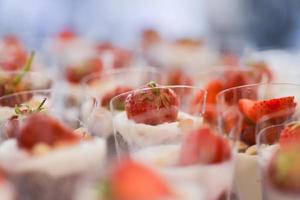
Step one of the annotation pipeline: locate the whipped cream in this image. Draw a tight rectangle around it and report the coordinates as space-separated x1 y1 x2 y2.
0 138 106 178
113 111 202 148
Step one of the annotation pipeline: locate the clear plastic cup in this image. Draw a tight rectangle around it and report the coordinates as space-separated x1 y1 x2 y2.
81 67 163 155
257 109 300 200
110 85 235 199
0 101 106 200
217 83 300 200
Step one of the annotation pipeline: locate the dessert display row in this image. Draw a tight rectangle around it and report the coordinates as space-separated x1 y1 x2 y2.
0 29 300 200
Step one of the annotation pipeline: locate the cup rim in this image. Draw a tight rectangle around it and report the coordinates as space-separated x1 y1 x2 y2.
0 89 52 102
80 66 161 86
216 82 300 104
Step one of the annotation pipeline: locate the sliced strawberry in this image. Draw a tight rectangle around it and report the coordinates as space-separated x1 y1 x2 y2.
17 114 79 150
179 126 231 166
109 160 172 200
205 79 224 104
279 122 300 146
125 82 179 125
239 97 296 123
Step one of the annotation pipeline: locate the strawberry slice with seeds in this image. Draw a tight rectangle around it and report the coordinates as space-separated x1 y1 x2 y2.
239 96 296 123
125 82 179 125
179 126 231 166
109 160 172 200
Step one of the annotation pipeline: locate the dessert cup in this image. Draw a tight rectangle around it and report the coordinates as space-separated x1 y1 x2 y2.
217 83 300 200
81 67 163 155
111 85 235 199
256 108 300 200
194 66 269 126
0 111 106 200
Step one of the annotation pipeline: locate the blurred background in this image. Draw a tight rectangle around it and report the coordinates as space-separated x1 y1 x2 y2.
0 0 300 51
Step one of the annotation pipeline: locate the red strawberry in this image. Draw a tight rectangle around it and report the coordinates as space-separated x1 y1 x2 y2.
0 35 27 71
57 29 76 41
109 160 172 200
205 79 224 104
239 97 296 123
125 82 179 125
279 122 300 146
17 113 79 150
268 144 300 193
167 69 193 88
101 86 133 109
141 29 161 50
179 126 231 166
65 58 103 84
111 48 133 69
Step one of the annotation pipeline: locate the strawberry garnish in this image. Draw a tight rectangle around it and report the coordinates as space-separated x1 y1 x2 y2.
279 122 300 146
17 113 79 150
125 82 179 125
101 86 133 109
268 143 300 193
239 97 296 123
109 160 172 200
65 58 103 84
179 126 231 166
57 29 76 41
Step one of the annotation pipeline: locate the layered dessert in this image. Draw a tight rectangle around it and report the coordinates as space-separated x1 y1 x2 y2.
230 96 297 200
112 83 202 150
262 122 300 200
199 67 268 126
111 84 232 199
0 113 106 200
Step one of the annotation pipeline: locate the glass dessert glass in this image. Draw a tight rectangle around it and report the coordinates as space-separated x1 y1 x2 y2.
217 83 300 200
0 94 107 200
110 85 235 200
256 109 300 200
80 67 163 155
194 66 269 126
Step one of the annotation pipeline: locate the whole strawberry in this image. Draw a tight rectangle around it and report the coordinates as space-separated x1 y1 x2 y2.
125 82 179 125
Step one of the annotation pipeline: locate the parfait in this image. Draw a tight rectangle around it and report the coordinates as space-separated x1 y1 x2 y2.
217 83 300 200
0 112 106 200
257 108 300 200
110 83 235 199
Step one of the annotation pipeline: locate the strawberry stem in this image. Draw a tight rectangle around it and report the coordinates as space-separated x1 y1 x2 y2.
36 98 47 112
12 51 35 86
147 81 160 96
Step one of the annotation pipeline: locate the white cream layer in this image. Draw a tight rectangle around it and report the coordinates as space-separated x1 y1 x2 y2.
113 111 202 148
0 138 106 178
